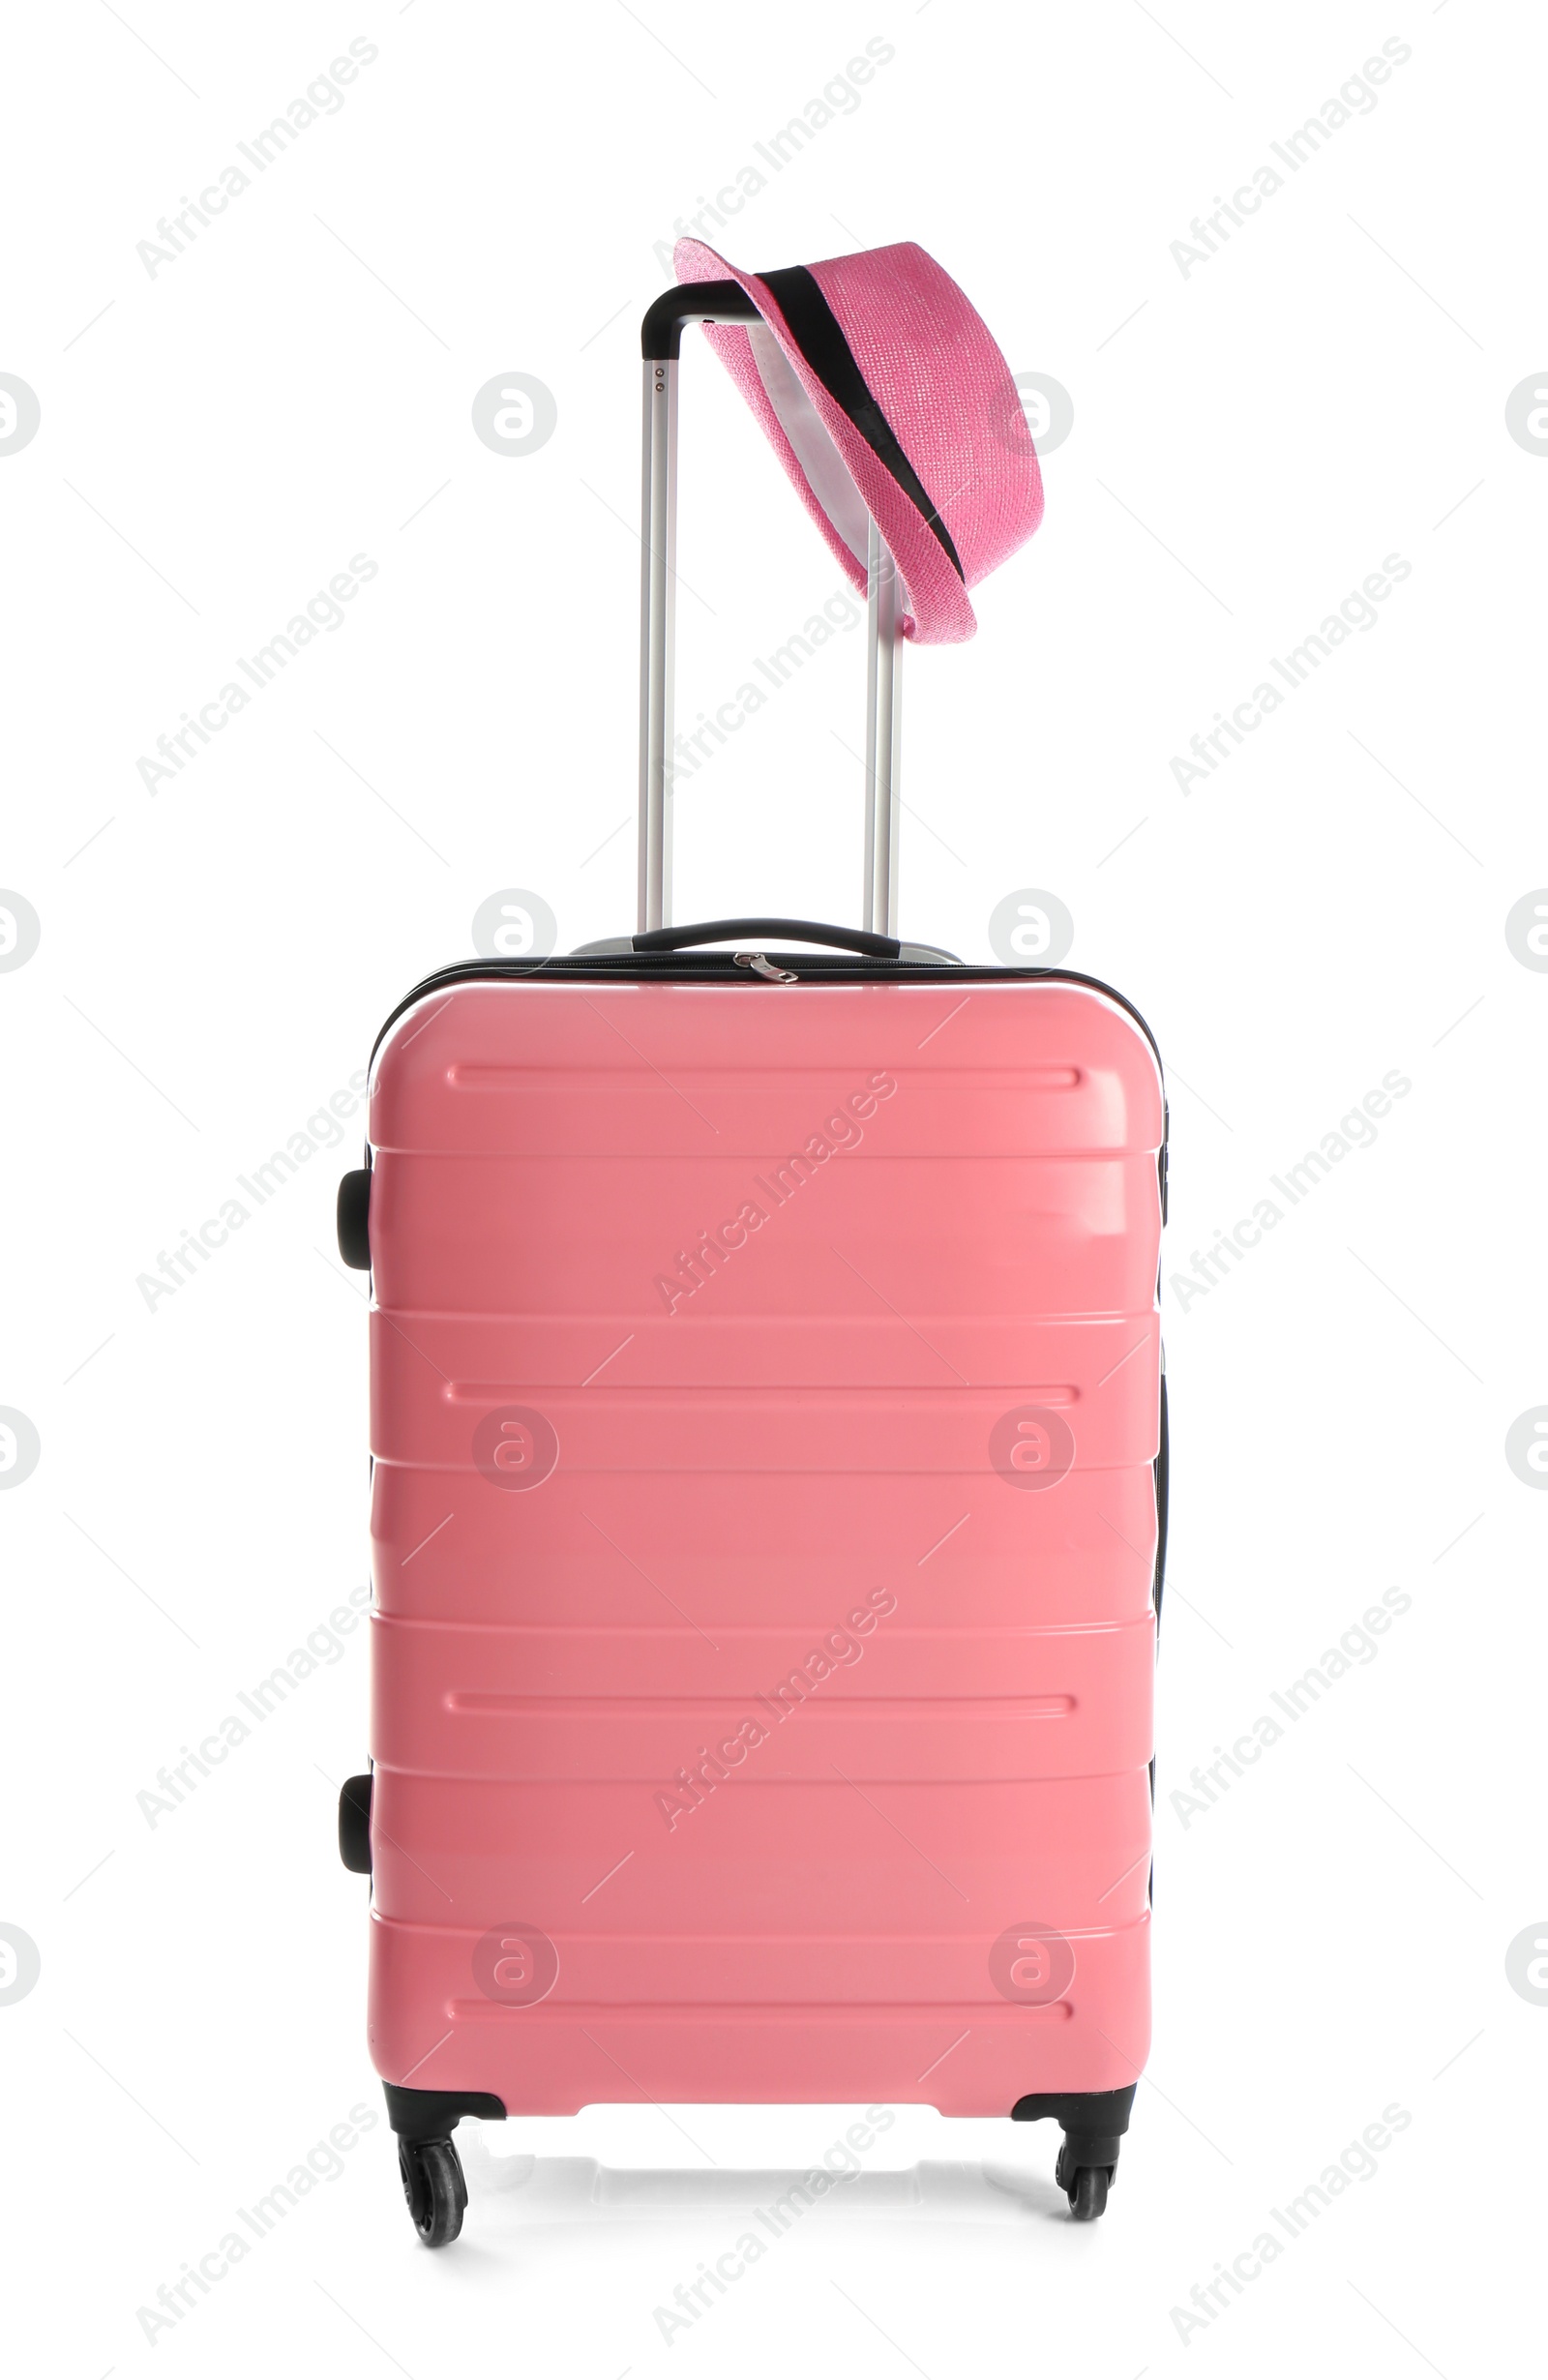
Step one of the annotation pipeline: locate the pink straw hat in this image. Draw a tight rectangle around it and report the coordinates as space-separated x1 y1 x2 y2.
673 236 1043 644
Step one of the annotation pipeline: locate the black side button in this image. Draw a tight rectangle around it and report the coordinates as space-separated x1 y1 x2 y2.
338 1169 372 1269
339 1773 372 1873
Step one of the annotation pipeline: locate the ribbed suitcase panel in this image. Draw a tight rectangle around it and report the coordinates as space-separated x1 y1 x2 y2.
366 977 1162 2115
372 1611 1154 1780
372 1463 1161 1630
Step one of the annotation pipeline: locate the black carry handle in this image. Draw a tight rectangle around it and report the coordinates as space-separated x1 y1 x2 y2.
641 281 760 360
633 917 901 959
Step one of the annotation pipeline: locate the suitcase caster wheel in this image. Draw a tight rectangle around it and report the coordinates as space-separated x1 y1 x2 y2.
1065 2164 1110 2221
399 2135 465 2246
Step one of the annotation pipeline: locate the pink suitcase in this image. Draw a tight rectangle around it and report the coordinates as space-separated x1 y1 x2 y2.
335 267 1167 2245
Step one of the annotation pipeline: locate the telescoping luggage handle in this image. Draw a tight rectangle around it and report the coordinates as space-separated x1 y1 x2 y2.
639 283 903 937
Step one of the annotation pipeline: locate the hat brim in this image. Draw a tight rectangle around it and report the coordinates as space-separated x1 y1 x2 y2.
674 238 980 644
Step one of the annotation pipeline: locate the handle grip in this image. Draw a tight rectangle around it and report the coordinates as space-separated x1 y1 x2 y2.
633 916 901 958
641 281 760 360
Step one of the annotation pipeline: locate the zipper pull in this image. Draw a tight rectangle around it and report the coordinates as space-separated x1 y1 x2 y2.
733 951 797 984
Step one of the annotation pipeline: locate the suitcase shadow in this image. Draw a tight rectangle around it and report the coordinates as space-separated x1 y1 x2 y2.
459 2130 1074 2236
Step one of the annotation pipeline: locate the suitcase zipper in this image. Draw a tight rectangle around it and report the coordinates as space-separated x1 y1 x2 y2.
733 951 798 983
371 950 1165 1076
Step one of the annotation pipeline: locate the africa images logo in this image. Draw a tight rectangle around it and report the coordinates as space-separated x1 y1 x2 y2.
653 1072 897 1313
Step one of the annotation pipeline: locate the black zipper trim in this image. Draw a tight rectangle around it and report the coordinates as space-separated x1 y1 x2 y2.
369 951 1166 1079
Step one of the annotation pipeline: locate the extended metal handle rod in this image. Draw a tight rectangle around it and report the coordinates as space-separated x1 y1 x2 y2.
639 357 677 933
637 328 903 935
862 519 903 937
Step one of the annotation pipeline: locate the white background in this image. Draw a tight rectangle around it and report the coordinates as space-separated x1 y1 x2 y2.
3 1 1545 2372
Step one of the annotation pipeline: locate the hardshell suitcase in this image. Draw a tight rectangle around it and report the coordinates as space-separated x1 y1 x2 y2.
337 266 1167 2246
